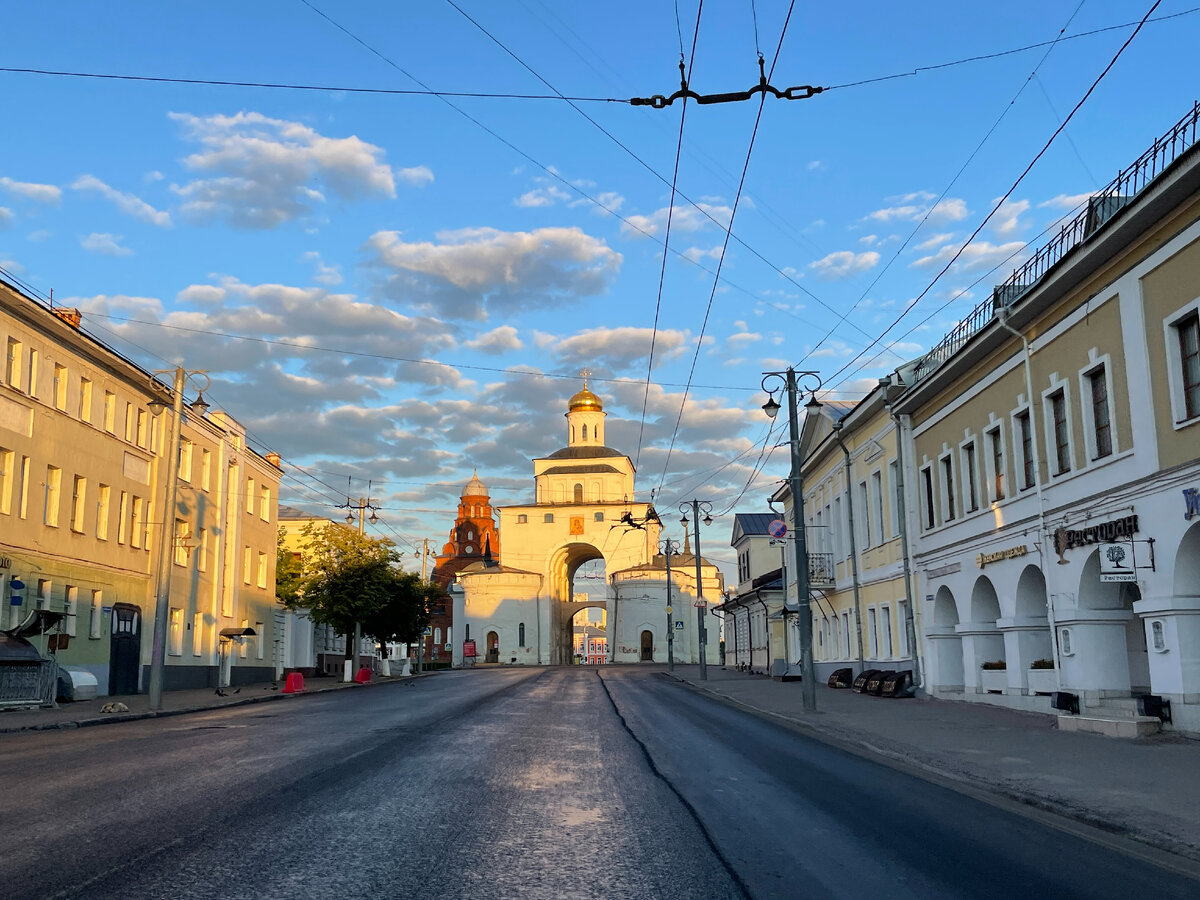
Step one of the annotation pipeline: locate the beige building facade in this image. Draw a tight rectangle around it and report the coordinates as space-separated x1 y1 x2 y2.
1 277 282 695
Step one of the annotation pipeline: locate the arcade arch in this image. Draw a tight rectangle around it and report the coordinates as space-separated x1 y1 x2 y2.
1077 550 1149 692
929 585 964 692
548 543 610 665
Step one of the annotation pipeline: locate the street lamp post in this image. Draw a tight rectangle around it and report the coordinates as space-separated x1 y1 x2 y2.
658 539 680 671
148 367 209 712
338 492 380 679
680 501 714 681
761 368 823 711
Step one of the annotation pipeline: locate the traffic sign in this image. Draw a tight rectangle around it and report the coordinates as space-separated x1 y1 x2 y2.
768 519 787 539
665 606 672 614
694 600 707 608
674 621 684 630
421 626 433 635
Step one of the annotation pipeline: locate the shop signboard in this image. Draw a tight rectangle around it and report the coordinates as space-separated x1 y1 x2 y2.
1099 542 1137 583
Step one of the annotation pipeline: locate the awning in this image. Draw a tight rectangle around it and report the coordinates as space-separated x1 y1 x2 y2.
219 626 257 641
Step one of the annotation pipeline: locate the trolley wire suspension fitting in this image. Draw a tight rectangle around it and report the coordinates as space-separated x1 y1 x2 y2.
631 55 823 109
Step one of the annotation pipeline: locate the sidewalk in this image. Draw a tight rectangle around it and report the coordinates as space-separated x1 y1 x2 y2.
0 671 420 734
669 665 1200 865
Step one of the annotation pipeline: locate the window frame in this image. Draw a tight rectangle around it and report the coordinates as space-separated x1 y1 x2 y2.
1164 299 1200 426
959 436 980 514
984 422 1006 503
919 464 935 530
1043 383 1074 477
1012 407 1036 491
938 450 956 523
1079 357 1117 462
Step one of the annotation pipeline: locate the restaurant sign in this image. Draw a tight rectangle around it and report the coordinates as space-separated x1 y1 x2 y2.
1053 514 1139 563
976 545 1029 569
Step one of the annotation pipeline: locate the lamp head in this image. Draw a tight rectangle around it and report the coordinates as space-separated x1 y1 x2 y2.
345 513 355 524
368 512 379 525
148 396 168 414
762 394 781 420
804 392 823 413
190 392 210 416
703 514 713 527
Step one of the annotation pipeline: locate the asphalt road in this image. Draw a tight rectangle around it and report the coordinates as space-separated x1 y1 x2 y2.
2 667 1197 899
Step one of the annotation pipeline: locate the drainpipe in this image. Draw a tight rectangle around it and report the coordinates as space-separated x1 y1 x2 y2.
995 308 1061 677
831 421 866 673
882 382 923 692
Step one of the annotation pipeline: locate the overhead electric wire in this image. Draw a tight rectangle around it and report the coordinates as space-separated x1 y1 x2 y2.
656 0 797 497
796 0 1087 367
818 0 1162 394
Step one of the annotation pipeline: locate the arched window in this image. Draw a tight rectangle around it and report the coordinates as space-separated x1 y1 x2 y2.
573 483 583 503
467 530 474 540
571 425 575 442
519 622 526 647
582 424 588 441
434 627 442 644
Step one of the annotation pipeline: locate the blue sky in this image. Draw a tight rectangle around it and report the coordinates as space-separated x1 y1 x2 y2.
1 1 1197 573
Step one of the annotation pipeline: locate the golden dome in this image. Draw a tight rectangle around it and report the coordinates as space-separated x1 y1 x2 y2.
568 387 603 412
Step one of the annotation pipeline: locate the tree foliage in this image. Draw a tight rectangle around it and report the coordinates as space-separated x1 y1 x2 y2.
277 520 436 645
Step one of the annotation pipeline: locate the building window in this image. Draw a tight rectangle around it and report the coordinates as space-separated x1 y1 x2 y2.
136 408 148 448
90 590 103 639
582 424 588 441
986 426 1005 502
920 466 935 530
887 461 899 537
247 477 256 516
1086 367 1113 459
96 484 110 540
857 481 871 549
4 337 20 387
0 447 13 516
178 440 193 483
17 455 29 520
169 607 183 656
940 455 955 522
257 551 267 588
37 579 51 610
53 364 67 410
260 485 270 521
45 465 62 527
1049 389 1070 475
198 527 209 572
871 471 884 545
117 491 129 544
243 546 252 584
897 600 909 656
193 611 204 656
1151 620 1166 652
64 586 78 637
174 519 190 566
962 441 978 513
517 513 527 524
594 512 604 522
131 496 144 549
200 449 212 492
880 605 893 658
79 377 93 423
239 620 249 658
255 621 265 659
1059 627 1073 656
104 391 116 433
124 402 134 442
544 513 554 523
71 475 87 532
28 348 39 398
519 622 526 647
1015 410 1035 490
1177 310 1200 420
573 483 583 503
867 607 879 658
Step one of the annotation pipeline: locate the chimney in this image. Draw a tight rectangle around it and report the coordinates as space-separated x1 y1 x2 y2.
265 452 282 469
53 307 83 329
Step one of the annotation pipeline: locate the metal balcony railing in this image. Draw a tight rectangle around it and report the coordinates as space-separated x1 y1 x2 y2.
911 100 1200 385
807 552 835 586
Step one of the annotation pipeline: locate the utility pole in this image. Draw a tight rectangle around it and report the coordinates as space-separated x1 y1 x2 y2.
680 501 714 681
659 539 680 671
338 492 379 681
148 367 208 711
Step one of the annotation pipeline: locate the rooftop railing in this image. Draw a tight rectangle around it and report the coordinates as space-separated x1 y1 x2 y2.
911 100 1200 385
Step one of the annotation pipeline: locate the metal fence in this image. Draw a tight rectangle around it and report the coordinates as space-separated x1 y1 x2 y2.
912 100 1200 385
0 658 59 709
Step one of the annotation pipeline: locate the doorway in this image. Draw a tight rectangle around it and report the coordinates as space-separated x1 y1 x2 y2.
108 603 141 695
640 630 654 661
486 631 499 663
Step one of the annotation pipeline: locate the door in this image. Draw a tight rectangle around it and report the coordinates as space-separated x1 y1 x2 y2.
486 631 499 663
640 630 653 662
108 603 141 695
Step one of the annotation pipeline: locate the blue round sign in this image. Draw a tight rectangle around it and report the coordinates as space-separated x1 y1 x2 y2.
768 519 787 539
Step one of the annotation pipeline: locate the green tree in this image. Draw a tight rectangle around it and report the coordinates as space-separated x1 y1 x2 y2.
275 527 304 608
279 520 434 656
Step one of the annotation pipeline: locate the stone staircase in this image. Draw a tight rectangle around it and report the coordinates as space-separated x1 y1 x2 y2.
1057 696 1162 738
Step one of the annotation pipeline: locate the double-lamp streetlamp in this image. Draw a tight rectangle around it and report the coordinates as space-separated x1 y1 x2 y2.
147 367 209 711
761 368 822 711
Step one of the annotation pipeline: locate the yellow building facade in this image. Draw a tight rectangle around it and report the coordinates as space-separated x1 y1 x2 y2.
1 277 282 695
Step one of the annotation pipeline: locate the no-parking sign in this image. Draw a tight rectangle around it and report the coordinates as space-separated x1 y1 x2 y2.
768 519 787 539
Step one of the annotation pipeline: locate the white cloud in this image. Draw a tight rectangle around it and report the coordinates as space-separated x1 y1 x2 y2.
515 184 570 208
28 228 51 241
911 239 1026 273
992 199 1029 237
168 111 409 228
81 233 133 256
807 160 824 171
544 326 689 368
724 330 761 350
0 207 11 228
808 250 880 280
865 191 967 226
301 250 343 285
0 177 61 204
71 175 172 227
1038 192 1093 210
396 166 434 186
859 234 878 246
620 202 733 238
683 245 724 263
365 225 622 320
465 325 523 354
915 232 955 251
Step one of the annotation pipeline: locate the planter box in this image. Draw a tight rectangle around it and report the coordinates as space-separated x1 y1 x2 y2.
1027 668 1058 696
979 668 1008 694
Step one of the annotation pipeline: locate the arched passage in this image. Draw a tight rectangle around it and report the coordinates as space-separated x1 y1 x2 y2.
1009 564 1054 692
1075 550 1149 692
929 585 964 692
547 542 608 665
1174 521 1200 597
965 576 1005 692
